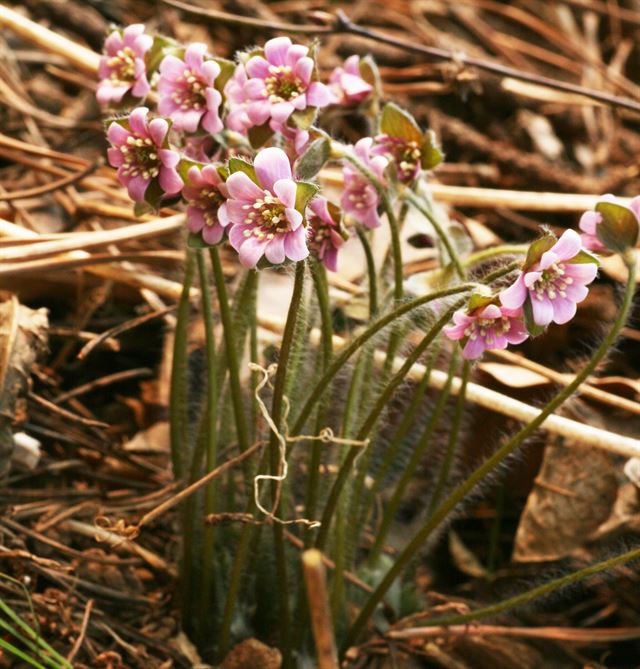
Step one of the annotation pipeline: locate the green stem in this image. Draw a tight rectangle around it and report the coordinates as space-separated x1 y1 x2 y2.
367 349 458 565
267 261 306 669
315 299 466 550
404 190 465 280
463 244 528 267
169 249 195 480
196 251 220 636
209 247 250 454
424 545 640 627
342 252 637 654
343 149 403 300
427 360 471 513
291 283 476 438
0 617 64 669
355 227 379 317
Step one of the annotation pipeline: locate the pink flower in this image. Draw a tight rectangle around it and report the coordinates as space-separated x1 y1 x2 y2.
157 43 223 134
224 65 251 133
106 107 183 203
183 135 219 163
273 121 310 158
373 134 422 183
97 24 152 106
183 165 230 245
307 197 345 272
444 304 528 359
579 194 640 252
236 36 331 130
341 138 388 229
500 229 598 327
328 55 373 106
227 147 308 268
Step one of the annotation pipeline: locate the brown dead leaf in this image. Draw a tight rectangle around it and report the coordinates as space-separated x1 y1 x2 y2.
220 639 281 669
513 437 617 563
0 293 48 478
478 362 550 389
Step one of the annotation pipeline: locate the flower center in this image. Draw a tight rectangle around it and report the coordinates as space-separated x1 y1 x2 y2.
242 192 290 240
119 135 160 180
532 263 573 301
108 47 137 84
396 141 421 181
170 68 208 111
346 179 376 211
264 65 304 103
194 188 224 226
464 316 511 345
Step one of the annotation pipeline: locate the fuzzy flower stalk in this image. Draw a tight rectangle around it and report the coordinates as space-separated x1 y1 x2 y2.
97 24 152 106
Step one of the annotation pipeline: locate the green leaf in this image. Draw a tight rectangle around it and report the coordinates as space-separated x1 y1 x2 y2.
248 123 275 149
145 36 178 75
420 129 444 170
380 102 422 142
295 138 330 180
295 181 320 214
187 232 209 248
228 157 259 185
523 233 556 270
291 106 317 130
595 201 639 253
523 298 546 337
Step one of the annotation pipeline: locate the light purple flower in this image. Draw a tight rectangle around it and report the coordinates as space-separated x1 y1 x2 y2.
236 36 331 130
97 24 152 106
373 134 422 183
227 147 308 268
183 165 230 245
307 197 345 272
328 55 373 106
500 229 598 327
157 43 223 134
444 304 529 359
341 137 388 229
106 107 183 203
579 194 640 252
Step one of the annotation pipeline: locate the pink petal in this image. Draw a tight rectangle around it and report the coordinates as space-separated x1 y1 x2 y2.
270 101 295 123
159 54 186 80
341 72 372 99
285 208 303 230
283 226 309 261
500 274 527 309
132 34 153 55
285 44 309 68
246 56 270 79
239 236 269 268
505 322 529 345
218 203 230 227
127 175 150 202
229 224 251 250
159 167 183 195
104 31 124 54
107 122 131 147
563 262 598 284
107 147 124 167
551 297 577 325
563 283 589 302
273 179 297 209
148 118 169 146
173 108 204 133
227 171 265 201
478 304 502 319
247 100 271 126
579 210 601 235
128 107 149 136
130 75 151 99
202 224 224 245
265 234 286 264
186 207 205 233
443 322 467 341
306 81 331 107
530 295 554 326
202 109 223 134
185 42 207 70
159 149 180 169
294 56 314 85
254 147 292 191
523 270 543 289
245 78 268 99
463 336 486 360
264 37 292 66
547 229 582 262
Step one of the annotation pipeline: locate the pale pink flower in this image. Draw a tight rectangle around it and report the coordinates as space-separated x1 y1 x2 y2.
307 197 345 272
579 194 640 252
238 36 331 130
227 147 308 268
157 43 223 134
500 229 598 327
183 165 230 244
106 107 183 203
444 304 528 359
341 137 388 229
272 121 310 158
328 55 373 106
224 64 251 133
183 135 219 163
97 24 152 106
373 134 422 183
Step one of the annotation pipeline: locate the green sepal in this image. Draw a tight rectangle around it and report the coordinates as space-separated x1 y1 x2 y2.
228 157 259 185
420 129 444 170
295 181 320 214
291 106 318 130
145 36 178 75
466 289 495 313
359 55 382 97
177 158 204 183
133 201 153 217
523 298 547 337
295 138 331 180
187 232 210 248
595 201 639 253
523 232 556 270
143 178 164 210
214 57 236 95
380 102 422 142
567 249 600 266
327 200 349 241
248 123 275 149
